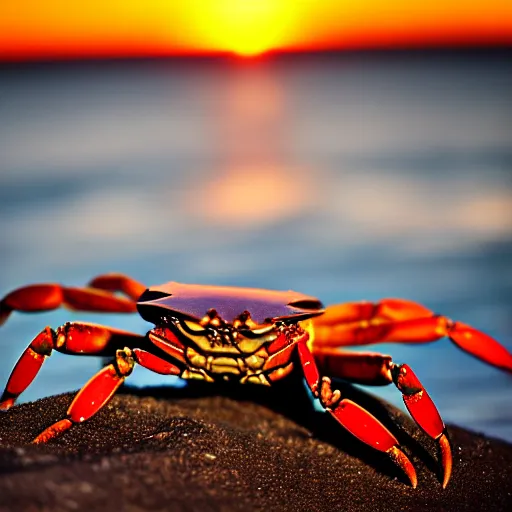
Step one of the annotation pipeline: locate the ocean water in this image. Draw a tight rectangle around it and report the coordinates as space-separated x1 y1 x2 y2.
0 51 511 441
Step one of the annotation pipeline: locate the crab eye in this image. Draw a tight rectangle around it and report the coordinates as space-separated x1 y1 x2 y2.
288 299 324 311
239 311 250 322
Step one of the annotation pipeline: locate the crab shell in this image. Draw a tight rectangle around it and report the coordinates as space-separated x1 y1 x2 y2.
137 282 325 326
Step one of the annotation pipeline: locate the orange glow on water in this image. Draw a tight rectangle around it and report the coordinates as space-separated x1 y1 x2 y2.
193 167 314 227
1 1 512 61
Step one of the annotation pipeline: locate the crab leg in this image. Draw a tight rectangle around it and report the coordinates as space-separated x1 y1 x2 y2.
0 323 143 411
33 348 135 443
31 346 181 443
391 363 452 488
312 299 512 373
88 273 147 301
313 349 394 386
313 348 452 487
296 340 418 487
0 284 138 328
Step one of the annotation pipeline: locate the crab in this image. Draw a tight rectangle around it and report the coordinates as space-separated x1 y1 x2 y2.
1 274 511 488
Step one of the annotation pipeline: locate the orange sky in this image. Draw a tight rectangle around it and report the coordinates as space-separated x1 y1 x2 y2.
1 1 512 61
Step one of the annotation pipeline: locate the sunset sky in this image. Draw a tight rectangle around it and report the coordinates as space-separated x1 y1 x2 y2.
1 1 512 61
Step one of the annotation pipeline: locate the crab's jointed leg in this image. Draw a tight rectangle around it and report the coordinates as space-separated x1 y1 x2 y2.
313 348 452 487
0 323 143 411
0 319 181 441
0 273 146 327
296 340 419 488
88 273 147 302
32 348 136 443
312 299 512 373
32 345 181 444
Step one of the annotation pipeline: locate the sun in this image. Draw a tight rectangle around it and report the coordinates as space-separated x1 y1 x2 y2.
194 0 293 57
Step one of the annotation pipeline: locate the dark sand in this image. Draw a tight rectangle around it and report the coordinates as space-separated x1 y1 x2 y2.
1 375 511 511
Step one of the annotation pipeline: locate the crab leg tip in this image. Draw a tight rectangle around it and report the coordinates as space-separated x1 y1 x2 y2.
388 445 418 488
439 432 453 489
0 397 15 412
32 418 73 444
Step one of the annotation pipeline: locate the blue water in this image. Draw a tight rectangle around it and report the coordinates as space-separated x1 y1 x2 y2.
1 52 511 441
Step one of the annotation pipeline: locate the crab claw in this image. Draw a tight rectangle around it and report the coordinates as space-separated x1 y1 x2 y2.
448 321 512 373
392 364 452 488
330 399 418 488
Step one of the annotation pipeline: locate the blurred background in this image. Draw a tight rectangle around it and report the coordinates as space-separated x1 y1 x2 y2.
1 2 511 441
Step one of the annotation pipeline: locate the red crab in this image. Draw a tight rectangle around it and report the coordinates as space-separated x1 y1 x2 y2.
1 274 511 488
